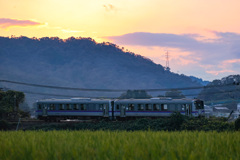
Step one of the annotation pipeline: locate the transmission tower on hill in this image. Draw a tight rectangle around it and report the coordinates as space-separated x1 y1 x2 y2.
165 51 170 71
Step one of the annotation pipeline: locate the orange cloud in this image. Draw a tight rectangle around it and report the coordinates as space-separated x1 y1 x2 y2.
61 29 84 33
103 4 117 12
0 18 43 29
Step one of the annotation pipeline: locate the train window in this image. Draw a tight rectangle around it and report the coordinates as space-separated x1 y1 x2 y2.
59 104 64 110
121 104 125 110
93 104 97 110
169 104 175 111
164 104 168 110
73 104 79 110
80 104 87 110
116 105 120 110
66 104 71 110
50 104 55 110
146 104 152 111
138 104 144 111
181 104 185 111
128 104 134 111
176 104 182 111
88 104 96 111
103 104 108 110
195 101 204 109
43 104 48 110
161 104 168 111
153 104 160 111
99 104 103 110
38 104 42 110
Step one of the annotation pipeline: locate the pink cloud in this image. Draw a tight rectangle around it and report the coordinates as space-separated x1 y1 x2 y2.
206 70 234 76
0 18 43 29
217 59 240 70
223 59 240 64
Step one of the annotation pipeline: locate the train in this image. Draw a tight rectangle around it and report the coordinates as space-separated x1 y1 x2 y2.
35 97 204 121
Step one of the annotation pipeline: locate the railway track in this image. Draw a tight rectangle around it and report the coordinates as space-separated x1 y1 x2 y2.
8 119 95 124
5 119 96 131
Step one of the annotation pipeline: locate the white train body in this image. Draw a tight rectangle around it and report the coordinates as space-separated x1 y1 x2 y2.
36 97 204 121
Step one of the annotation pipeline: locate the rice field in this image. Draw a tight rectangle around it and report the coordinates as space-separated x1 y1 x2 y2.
0 131 239 160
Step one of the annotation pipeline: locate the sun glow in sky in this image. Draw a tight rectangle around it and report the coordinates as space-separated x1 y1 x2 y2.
1 0 240 80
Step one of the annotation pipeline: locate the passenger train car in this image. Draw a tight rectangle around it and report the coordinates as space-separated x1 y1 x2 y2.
35 97 204 121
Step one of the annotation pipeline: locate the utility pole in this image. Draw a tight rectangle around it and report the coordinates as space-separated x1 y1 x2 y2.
14 94 17 112
165 51 170 71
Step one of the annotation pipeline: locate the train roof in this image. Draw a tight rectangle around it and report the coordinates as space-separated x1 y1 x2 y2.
37 98 111 103
114 98 196 103
37 97 201 103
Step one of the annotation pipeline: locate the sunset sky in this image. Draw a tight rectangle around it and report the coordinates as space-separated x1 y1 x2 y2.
1 0 240 81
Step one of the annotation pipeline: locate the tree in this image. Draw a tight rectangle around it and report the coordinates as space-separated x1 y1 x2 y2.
165 89 185 99
0 90 25 119
118 90 152 99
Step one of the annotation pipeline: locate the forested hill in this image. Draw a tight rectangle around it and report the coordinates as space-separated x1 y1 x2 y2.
198 75 240 102
0 36 201 105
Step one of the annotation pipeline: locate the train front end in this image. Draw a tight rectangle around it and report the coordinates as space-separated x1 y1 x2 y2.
193 99 204 117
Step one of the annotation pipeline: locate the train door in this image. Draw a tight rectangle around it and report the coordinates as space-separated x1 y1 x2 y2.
111 101 115 120
120 104 126 117
185 104 192 116
103 104 109 117
43 104 48 116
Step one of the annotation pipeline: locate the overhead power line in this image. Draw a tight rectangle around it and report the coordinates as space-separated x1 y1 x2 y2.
0 79 239 92
17 89 240 106
176 88 240 98
14 87 240 99
19 90 116 99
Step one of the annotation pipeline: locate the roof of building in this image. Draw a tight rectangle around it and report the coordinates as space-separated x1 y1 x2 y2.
214 107 229 110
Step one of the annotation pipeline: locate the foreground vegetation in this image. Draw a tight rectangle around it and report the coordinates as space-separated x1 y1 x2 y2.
1 113 240 131
0 130 239 160
24 117 235 132
24 113 240 131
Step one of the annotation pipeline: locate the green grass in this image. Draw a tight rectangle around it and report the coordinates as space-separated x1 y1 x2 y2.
0 131 239 160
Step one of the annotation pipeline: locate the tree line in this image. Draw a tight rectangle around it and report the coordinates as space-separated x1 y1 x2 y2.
118 90 185 99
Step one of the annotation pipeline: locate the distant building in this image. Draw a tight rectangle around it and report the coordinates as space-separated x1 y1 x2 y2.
213 106 229 112
203 103 239 119
212 106 230 117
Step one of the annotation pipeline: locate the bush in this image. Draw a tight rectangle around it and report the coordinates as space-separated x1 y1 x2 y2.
169 112 186 130
19 117 237 132
235 118 240 131
181 117 235 131
0 120 10 130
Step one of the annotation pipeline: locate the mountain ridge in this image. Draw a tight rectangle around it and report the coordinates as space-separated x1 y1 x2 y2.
0 36 203 106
